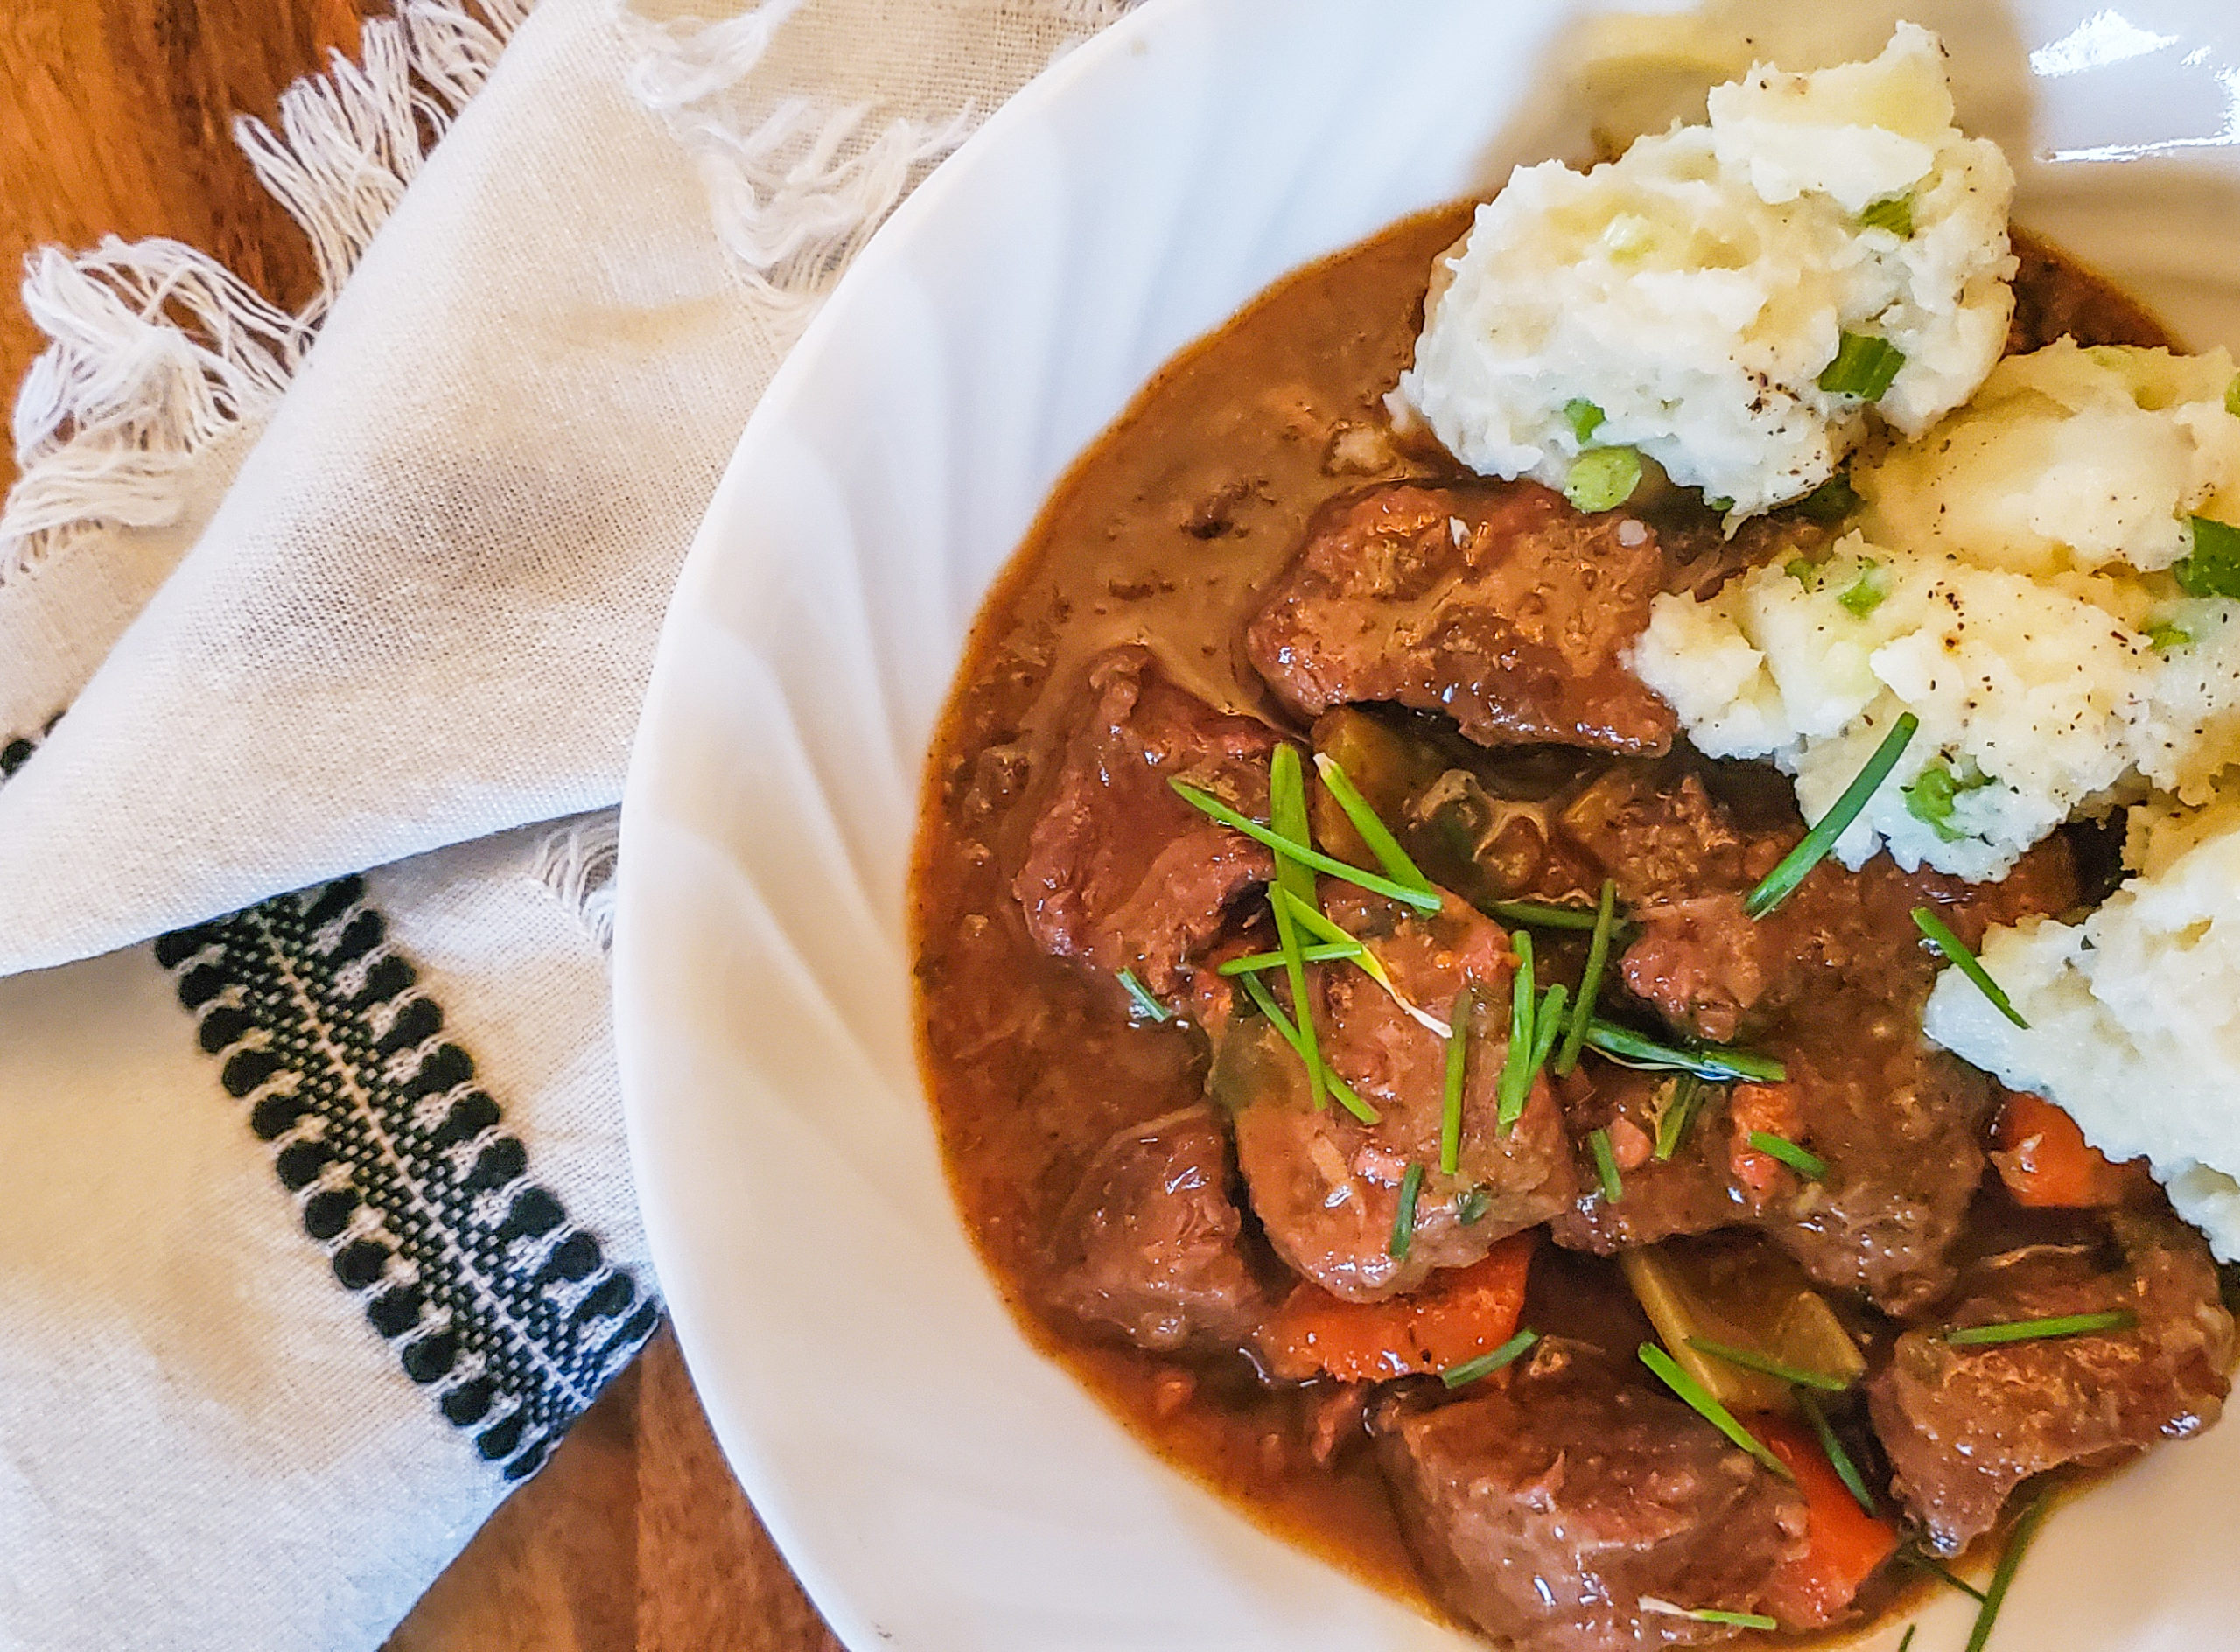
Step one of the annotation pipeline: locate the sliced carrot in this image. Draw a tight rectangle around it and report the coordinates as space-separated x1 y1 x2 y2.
1262 1232 1532 1382
1756 1414 1900 1629
1992 1088 2146 1208
1728 1082 1802 1207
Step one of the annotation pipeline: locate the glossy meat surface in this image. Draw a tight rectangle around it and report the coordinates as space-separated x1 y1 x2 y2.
1246 482 1676 753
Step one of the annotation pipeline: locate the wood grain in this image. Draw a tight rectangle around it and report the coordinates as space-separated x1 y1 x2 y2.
0 4 839 1645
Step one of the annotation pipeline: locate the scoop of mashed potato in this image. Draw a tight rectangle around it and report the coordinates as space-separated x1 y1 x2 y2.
1397 24 2014 517
1924 794 2240 1259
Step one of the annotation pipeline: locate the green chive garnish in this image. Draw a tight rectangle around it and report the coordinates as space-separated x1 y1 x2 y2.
1564 446 1642 513
1485 899 1604 931
1313 752 1438 900
1911 906 2029 1028
1903 757 1992 844
1794 471 1863 523
1530 984 1568 1073
1638 1342 1794 1480
1688 1338 1851 1392
1747 1130 1827 1181
2145 619 2194 652
1584 1020 1787 1083
1564 397 1606 444
1497 932 1538 1132
1591 1127 1624 1203
1390 1161 1424 1260
1964 1491 2051 1652
1440 988 1472 1176
1945 1309 2134 1347
2175 515 2240 599
1441 1326 1540 1389
1898 1546 1986 1603
1837 560 1889 617
1556 878 1618 1076
1818 331 1907 401
1899 1627 1919 1652
1170 780 1444 913
1456 1186 1493 1225
1638 1601 1780 1632
1746 712 1919 918
1216 942 1363 976
1116 969 1169 1023
1653 1074 1706 1161
1237 971 1381 1125
1267 746 1327 1113
1858 193 1915 237
1799 1392 1878 1517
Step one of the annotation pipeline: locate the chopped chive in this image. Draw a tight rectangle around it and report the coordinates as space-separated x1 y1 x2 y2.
1746 712 1919 918
1266 752 1327 1114
1688 1338 1851 1392
1591 1127 1625 1203
1637 1600 1779 1632
1276 886 1452 1036
1964 1491 2051 1652
1238 971 1382 1125
1313 752 1438 899
1653 1074 1706 1161
1440 988 1473 1175
1486 898 1604 931
1904 758 1992 844
1564 397 1606 444
1565 446 1642 513
1818 331 1907 401
2145 619 2194 652
1457 1186 1493 1224
1798 1391 1878 1517
1171 780 1444 912
1584 1020 1787 1083
1638 1342 1793 1480
1837 560 1889 617
2175 515 2240 599
1441 1326 1540 1388
1899 1628 1918 1652
1945 1309 2134 1347
1217 941 1362 976
1497 932 1538 1133
1912 906 2029 1029
1899 1546 1987 1603
1390 1162 1424 1260
2229 373 2240 417
1747 1130 1827 1181
1795 471 1863 523
1556 878 1618 1075
1116 969 1170 1023
1858 192 1915 237
1530 984 1568 1074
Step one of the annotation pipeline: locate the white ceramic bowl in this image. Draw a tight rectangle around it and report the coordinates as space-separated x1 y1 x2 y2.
615 3 2240 1646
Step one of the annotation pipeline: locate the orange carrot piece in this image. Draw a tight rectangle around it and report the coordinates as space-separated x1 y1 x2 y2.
1728 1082 1802 1207
1262 1232 1533 1382
1757 1415 1900 1629
1992 1088 2146 1208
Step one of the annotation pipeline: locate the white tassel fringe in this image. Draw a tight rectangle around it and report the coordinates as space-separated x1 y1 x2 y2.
529 812 620 954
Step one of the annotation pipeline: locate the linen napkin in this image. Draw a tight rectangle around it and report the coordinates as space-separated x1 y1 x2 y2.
0 1 1131 1647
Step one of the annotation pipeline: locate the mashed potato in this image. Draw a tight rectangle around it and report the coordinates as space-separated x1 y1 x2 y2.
1924 795 2240 1259
1634 340 2240 878
1398 24 2013 516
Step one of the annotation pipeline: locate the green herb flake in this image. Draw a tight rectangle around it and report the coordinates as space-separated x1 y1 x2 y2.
1912 906 2029 1029
1556 878 1619 1076
2146 619 2195 653
1116 969 1170 1024
1456 1186 1493 1225
1169 780 1445 913
1313 752 1438 900
1964 1491 2052 1652
1590 1127 1625 1203
1795 471 1864 524
2174 515 2240 598
1390 1161 1424 1260
1799 1392 1879 1517
1747 1130 1827 1181
1439 988 1473 1176
1687 1337 1851 1392
1441 1326 1541 1389
1564 446 1642 514
1818 331 1908 401
1746 713 1920 918
1639 1342 1794 1480
2228 372 2240 417
1858 193 1915 237
1564 397 1606 444
1945 1309 2135 1348
1785 555 1822 587
1837 560 1889 617
1903 758 1992 844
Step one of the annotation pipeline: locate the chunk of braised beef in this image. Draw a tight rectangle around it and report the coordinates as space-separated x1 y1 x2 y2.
1549 1067 1749 1254
1221 891 1574 1302
1868 1211 2236 1555
1376 1339 1808 1651
1244 481 1676 754
1012 645 1283 998
1043 1104 1270 1353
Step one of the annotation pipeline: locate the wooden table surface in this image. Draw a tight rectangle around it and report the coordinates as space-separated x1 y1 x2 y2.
0 4 838 1645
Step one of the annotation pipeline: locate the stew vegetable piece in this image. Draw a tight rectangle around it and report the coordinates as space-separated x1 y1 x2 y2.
909 204 2235 1648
